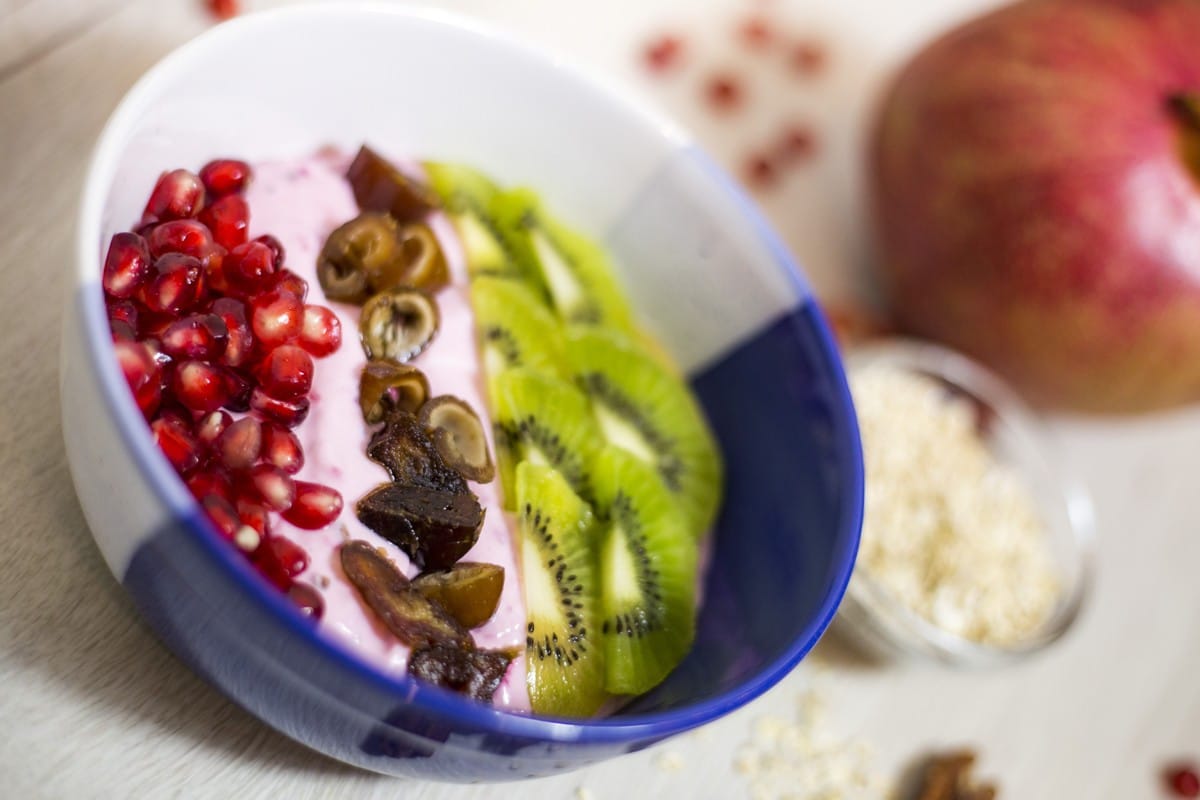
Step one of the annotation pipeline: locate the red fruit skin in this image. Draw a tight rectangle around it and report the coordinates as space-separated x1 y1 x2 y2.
869 0 1200 412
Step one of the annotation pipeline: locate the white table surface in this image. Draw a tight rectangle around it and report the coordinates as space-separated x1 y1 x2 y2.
3 1 1198 798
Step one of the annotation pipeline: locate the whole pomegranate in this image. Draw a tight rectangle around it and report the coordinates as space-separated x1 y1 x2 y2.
870 0 1200 412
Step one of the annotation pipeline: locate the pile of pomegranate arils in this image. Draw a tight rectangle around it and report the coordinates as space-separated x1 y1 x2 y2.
103 161 343 619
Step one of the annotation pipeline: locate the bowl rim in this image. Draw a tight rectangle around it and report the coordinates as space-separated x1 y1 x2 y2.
74 2 864 743
842 339 1095 666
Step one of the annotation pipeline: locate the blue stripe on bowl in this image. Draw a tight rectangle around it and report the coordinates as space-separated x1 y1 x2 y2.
120 296 861 780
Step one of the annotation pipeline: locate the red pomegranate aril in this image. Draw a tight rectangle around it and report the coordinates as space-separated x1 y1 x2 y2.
141 253 205 314
250 388 310 428
223 240 277 295
202 243 230 294
299 304 341 357
282 481 343 530
206 0 239 22
286 582 324 620
222 368 253 412
209 297 254 368
187 466 233 503
1167 764 1200 798
644 34 683 72
151 417 201 475
200 493 240 538
256 536 309 589
198 194 249 250
114 340 163 419
107 298 139 330
172 360 232 413
217 415 262 470
272 269 308 300
253 234 285 269
256 344 313 400
161 313 229 361
144 169 206 221
195 409 232 451
110 319 137 342
102 232 153 298
146 219 213 259
199 159 251 196
262 422 304 474
236 497 270 536
246 463 297 512
250 291 304 349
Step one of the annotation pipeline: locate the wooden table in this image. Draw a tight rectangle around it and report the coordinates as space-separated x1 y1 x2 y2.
3 1 1197 797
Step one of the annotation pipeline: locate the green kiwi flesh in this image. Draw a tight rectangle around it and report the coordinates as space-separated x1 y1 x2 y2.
422 162 518 280
566 327 722 537
593 447 697 695
516 461 608 717
468 276 568 388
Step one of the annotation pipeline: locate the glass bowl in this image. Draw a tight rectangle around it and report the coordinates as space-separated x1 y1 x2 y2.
833 339 1095 666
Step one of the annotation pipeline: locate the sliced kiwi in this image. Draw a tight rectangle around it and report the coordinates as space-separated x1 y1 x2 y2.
491 189 635 333
469 276 568 385
490 369 602 509
515 461 607 717
592 447 697 696
422 162 522 280
566 327 722 536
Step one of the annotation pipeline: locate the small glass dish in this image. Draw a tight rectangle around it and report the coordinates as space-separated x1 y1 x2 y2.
833 339 1095 666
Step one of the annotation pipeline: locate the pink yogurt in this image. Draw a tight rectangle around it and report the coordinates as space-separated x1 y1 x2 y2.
244 152 530 711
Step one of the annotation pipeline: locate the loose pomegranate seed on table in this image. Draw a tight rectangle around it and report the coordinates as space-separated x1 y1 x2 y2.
106 157 344 617
1166 763 1200 798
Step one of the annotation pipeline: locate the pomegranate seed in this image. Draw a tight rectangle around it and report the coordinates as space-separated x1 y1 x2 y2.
790 41 826 76
272 269 308 300
135 216 159 237
110 320 137 342
137 311 175 341
195 409 232 450
107 298 139 331
643 34 684 72
223 241 277 296
286 582 324 620
144 169 206 221
151 417 201 475
140 253 205 314
246 463 296 512
1167 764 1200 798
198 159 251 196
160 313 229 361
250 387 310 428
113 340 162 419
209 297 254 368
187 466 233 503
253 234 285 269
206 0 239 22
778 124 816 162
172 360 232 413
237 497 270 536
282 481 343 529
262 423 304 474
157 404 193 431
256 536 308 589
217 416 262 470
198 194 249 250
146 219 213 259
298 304 341 357
250 291 303 349
705 72 743 111
102 232 153 298
744 153 777 188
222 368 253 412
256 344 313 400
739 16 774 48
200 493 240 538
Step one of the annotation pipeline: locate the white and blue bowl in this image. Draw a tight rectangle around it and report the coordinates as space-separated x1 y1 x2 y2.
63 6 863 781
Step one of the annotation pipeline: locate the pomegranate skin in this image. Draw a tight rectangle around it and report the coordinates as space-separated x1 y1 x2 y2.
869 0 1200 412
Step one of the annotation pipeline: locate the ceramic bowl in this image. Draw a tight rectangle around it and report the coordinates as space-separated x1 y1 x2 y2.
63 4 863 781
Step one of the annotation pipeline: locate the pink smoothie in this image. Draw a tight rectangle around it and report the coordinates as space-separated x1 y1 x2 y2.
244 152 529 711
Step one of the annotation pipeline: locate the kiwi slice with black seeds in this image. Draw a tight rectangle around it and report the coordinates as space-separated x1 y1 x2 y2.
423 162 523 281
469 276 568 387
490 369 602 509
515 461 608 717
491 189 635 333
592 447 697 695
566 327 722 536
